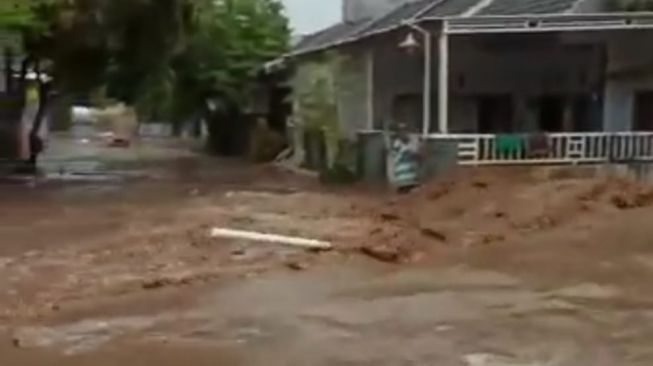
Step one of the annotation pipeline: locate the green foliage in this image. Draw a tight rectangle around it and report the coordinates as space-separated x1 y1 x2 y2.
102 0 187 103
4 0 289 123
167 0 289 121
0 0 55 55
1 0 290 158
0 0 43 29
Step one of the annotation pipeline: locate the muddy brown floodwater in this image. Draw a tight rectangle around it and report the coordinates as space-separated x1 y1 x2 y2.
3 137 653 365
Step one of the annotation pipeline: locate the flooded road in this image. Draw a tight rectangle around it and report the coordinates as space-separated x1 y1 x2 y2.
4 260 653 366
2 135 653 365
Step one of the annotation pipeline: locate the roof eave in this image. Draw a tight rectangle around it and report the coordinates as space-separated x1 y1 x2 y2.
435 11 653 34
287 11 653 58
287 18 445 59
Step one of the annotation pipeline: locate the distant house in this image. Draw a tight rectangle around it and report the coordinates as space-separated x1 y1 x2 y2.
282 0 653 166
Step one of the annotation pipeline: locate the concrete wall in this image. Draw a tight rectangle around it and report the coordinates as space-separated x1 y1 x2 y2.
371 33 428 131
343 0 417 22
603 31 653 131
603 80 633 131
290 50 372 143
336 49 370 139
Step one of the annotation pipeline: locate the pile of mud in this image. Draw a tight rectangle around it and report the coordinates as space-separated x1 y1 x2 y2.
355 168 653 263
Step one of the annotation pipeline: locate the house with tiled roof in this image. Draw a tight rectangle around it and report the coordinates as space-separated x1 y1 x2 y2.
283 0 653 168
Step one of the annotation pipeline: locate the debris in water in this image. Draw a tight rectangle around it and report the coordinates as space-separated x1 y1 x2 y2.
493 211 507 219
286 260 309 271
472 180 489 189
481 233 506 245
360 244 402 263
380 212 400 221
142 278 174 290
420 227 447 242
210 228 332 250
610 190 653 210
463 353 542 366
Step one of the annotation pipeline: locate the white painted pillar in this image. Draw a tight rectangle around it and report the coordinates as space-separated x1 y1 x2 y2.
438 25 450 135
366 49 375 130
422 31 433 136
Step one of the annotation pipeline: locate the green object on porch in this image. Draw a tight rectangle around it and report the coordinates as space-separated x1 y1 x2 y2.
496 134 524 155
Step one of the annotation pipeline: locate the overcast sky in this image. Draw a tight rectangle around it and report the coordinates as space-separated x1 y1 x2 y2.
281 0 341 35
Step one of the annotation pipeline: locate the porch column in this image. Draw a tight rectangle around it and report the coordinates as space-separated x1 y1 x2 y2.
438 24 450 134
422 30 433 136
366 49 375 130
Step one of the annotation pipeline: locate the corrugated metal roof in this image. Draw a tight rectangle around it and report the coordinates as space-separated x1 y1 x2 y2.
477 0 580 15
293 19 368 54
422 0 482 17
362 0 486 34
361 0 433 35
290 0 588 55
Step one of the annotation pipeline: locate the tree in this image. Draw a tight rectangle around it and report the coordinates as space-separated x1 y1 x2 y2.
2 0 290 160
1 0 59 168
40 0 289 154
0 0 48 29
3 0 190 152
166 0 289 152
187 0 288 103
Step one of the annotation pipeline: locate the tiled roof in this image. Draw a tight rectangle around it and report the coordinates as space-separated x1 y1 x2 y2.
292 0 585 55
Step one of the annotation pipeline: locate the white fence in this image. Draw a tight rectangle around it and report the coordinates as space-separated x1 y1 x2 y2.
428 132 653 166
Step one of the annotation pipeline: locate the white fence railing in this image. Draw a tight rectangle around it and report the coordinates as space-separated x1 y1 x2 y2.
428 132 653 166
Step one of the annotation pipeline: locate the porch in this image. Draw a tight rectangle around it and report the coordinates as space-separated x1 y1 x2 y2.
365 14 653 166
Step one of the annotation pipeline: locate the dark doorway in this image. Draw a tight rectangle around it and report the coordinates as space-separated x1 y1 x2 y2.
634 91 653 131
538 96 565 132
572 95 593 131
478 95 513 133
268 86 291 135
